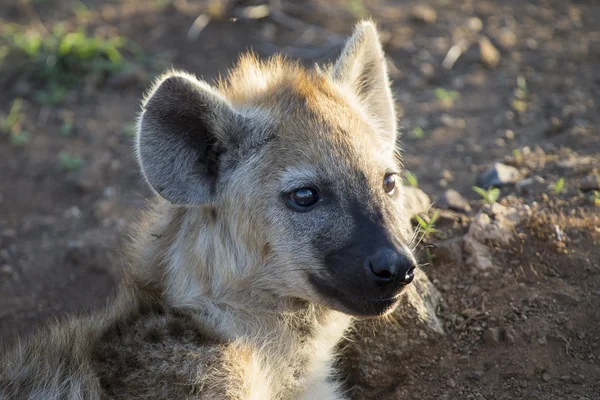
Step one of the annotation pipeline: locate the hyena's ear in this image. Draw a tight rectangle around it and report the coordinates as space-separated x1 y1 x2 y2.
136 72 236 205
332 21 397 144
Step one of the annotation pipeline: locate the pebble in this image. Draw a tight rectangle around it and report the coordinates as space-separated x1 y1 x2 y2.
580 175 600 191
0 264 14 275
542 372 551 382
483 327 501 345
505 328 517 344
516 176 546 195
469 371 485 381
404 186 431 219
411 5 437 24
436 189 471 212
479 36 501 68
476 162 520 189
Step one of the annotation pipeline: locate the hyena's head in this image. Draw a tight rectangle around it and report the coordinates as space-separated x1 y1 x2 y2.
136 21 416 317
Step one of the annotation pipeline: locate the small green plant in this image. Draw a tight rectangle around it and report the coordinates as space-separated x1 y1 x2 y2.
10 130 31 146
414 211 440 239
1 23 134 105
2 98 24 132
425 247 436 265
2 98 31 146
59 151 84 171
410 126 425 139
551 178 565 195
512 148 522 161
511 98 527 113
434 88 460 107
61 120 74 136
590 191 600 207
473 186 501 204
404 171 418 188
511 75 529 113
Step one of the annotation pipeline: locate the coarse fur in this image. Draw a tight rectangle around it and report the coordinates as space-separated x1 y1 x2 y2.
0 21 415 399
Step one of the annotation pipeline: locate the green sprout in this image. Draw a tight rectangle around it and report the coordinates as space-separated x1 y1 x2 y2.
59 151 84 171
434 88 460 108
404 171 418 188
473 186 501 204
414 211 440 239
551 178 565 195
411 126 425 139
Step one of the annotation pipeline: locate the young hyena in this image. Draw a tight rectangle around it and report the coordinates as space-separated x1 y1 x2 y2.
0 21 417 399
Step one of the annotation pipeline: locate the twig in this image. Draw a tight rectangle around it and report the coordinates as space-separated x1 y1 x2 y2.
255 0 345 60
187 14 211 41
442 39 469 70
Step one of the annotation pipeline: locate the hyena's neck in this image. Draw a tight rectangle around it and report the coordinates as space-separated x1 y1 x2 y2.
129 199 351 341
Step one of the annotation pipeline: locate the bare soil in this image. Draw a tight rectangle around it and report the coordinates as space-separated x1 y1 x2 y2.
1 1 599 399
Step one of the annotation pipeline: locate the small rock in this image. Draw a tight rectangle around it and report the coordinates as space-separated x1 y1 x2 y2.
479 36 501 68
464 235 494 270
0 264 14 276
436 189 471 212
551 291 581 306
498 28 517 48
483 327 501 345
516 176 546 195
557 156 595 173
65 172 96 193
542 372 551 382
467 17 483 33
476 162 520 189
505 328 517 344
404 186 431 219
1 229 16 238
411 5 437 23
580 175 600 191
469 371 485 381
440 114 466 129
434 237 464 268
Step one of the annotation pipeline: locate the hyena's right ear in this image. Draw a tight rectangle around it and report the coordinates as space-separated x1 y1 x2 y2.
136 72 236 205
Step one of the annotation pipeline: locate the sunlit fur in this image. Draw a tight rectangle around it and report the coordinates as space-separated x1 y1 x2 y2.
0 21 413 399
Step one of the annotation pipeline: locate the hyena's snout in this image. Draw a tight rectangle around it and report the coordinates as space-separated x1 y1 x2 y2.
364 247 415 287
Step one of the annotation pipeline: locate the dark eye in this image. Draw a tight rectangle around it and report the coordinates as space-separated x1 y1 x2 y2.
383 173 396 194
287 188 319 212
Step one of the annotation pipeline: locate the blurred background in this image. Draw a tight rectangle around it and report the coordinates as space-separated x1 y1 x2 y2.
1 1 599 399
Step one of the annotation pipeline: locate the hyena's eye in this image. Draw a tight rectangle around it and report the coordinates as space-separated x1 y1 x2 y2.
383 173 396 194
287 188 319 212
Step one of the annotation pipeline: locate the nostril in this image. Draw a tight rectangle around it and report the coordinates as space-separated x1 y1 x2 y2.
368 261 394 281
402 267 416 284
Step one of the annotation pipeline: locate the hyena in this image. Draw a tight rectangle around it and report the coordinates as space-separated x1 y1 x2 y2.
0 21 417 399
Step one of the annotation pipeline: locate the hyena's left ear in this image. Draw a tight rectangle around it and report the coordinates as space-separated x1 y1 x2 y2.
332 21 397 145
136 72 238 205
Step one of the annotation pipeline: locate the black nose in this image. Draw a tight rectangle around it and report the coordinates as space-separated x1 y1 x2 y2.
365 248 415 285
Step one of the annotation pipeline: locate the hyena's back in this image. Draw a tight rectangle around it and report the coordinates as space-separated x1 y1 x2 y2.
0 290 235 400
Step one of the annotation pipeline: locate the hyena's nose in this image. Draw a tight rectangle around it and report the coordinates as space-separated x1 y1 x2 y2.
365 248 416 285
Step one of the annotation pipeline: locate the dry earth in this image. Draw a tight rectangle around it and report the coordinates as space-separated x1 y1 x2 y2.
1 1 599 399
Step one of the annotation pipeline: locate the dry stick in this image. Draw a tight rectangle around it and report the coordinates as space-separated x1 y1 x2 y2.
256 0 346 59
442 39 470 70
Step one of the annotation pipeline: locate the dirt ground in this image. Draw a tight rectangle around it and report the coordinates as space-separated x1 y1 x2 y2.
1 1 599 399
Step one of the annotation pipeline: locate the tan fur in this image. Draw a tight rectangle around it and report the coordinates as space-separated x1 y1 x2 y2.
1 21 413 399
